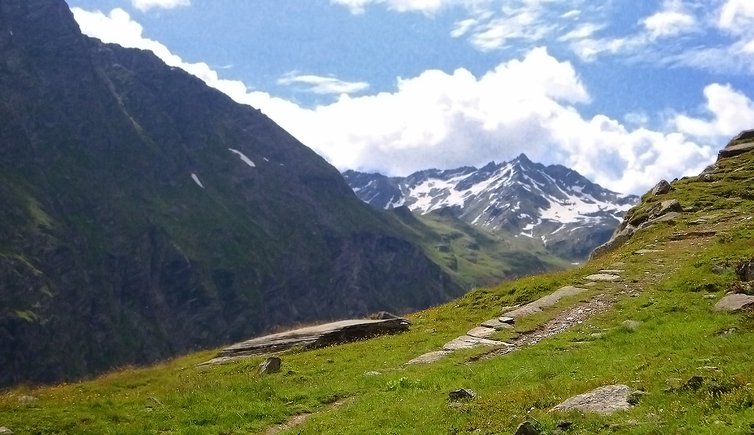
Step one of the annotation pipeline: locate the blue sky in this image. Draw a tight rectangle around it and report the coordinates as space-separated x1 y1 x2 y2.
66 0 754 194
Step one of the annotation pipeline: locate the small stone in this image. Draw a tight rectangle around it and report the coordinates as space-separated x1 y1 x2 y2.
258 357 281 374
364 371 382 376
514 420 540 435
704 294 717 300
0 427 12 434
683 375 704 391
448 388 476 401
556 420 573 430
499 316 515 324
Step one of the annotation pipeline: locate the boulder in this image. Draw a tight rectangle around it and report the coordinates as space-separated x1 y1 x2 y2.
551 384 637 415
714 294 754 312
202 318 410 365
258 357 281 374
650 180 673 196
718 141 754 160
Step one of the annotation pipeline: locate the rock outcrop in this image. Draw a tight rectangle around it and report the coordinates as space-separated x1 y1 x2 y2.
203 318 410 365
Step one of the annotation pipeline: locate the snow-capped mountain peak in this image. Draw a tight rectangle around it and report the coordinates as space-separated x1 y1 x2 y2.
343 154 639 260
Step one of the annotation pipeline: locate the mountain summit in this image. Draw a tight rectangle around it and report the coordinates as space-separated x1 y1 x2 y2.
344 155 638 260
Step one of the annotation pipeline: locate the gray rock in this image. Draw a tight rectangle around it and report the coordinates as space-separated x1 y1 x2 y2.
448 388 476 401
718 141 754 159
442 335 508 351
480 318 514 330
407 350 452 365
590 225 635 259
698 173 714 182
648 199 683 220
551 384 636 415
258 357 281 374
499 316 515 324
737 260 754 282
650 180 673 196
585 274 621 282
0 427 12 434
202 318 410 365
364 371 382 376
714 294 754 312
467 326 498 338
503 286 587 319
514 421 540 435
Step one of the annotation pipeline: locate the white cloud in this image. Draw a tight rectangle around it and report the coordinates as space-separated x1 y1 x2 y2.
674 83 754 139
330 0 460 15
719 0 754 30
643 8 696 39
277 72 369 95
131 0 190 12
73 8 719 195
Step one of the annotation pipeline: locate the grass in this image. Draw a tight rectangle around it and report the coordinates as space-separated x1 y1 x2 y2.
4 150 754 433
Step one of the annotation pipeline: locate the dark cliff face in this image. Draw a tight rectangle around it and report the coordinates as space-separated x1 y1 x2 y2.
0 0 462 386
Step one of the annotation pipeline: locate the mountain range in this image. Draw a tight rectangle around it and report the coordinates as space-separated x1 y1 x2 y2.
344 154 639 260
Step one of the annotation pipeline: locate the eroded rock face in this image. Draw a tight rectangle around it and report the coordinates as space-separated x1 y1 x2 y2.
718 130 754 160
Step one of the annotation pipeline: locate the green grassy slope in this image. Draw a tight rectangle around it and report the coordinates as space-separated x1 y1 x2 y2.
3 146 754 433
391 207 570 291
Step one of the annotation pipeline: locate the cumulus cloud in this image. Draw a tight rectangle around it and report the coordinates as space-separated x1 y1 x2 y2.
73 8 719 195
131 0 190 12
674 83 754 139
277 72 369 95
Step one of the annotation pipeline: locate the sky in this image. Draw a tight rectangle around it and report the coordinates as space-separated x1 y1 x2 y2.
65 0 754 194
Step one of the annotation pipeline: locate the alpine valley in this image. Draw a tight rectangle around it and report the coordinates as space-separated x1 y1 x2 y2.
344 154 639 261
0 0 590 388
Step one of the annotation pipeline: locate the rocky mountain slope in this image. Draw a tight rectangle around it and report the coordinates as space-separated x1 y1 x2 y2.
3 134 754 434
0 0 465 386
344 154 638 260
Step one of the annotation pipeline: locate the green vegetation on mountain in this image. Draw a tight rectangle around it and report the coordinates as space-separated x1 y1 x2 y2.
392 207 568 290
3 141 754 433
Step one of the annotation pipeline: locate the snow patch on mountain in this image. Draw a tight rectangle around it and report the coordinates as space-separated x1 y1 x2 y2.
228 148 256 168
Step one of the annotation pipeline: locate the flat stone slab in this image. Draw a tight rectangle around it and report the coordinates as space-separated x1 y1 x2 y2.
443 335 508 351
480 318 514 330
551 384 635 415
467 326 498 338
719 142 754 159
502 286 588 319
714 294 754 312
585 274 621 282
202 318 409 365
407 350 452 364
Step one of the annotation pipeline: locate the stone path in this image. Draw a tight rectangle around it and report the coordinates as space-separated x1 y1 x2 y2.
408 281 613 365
